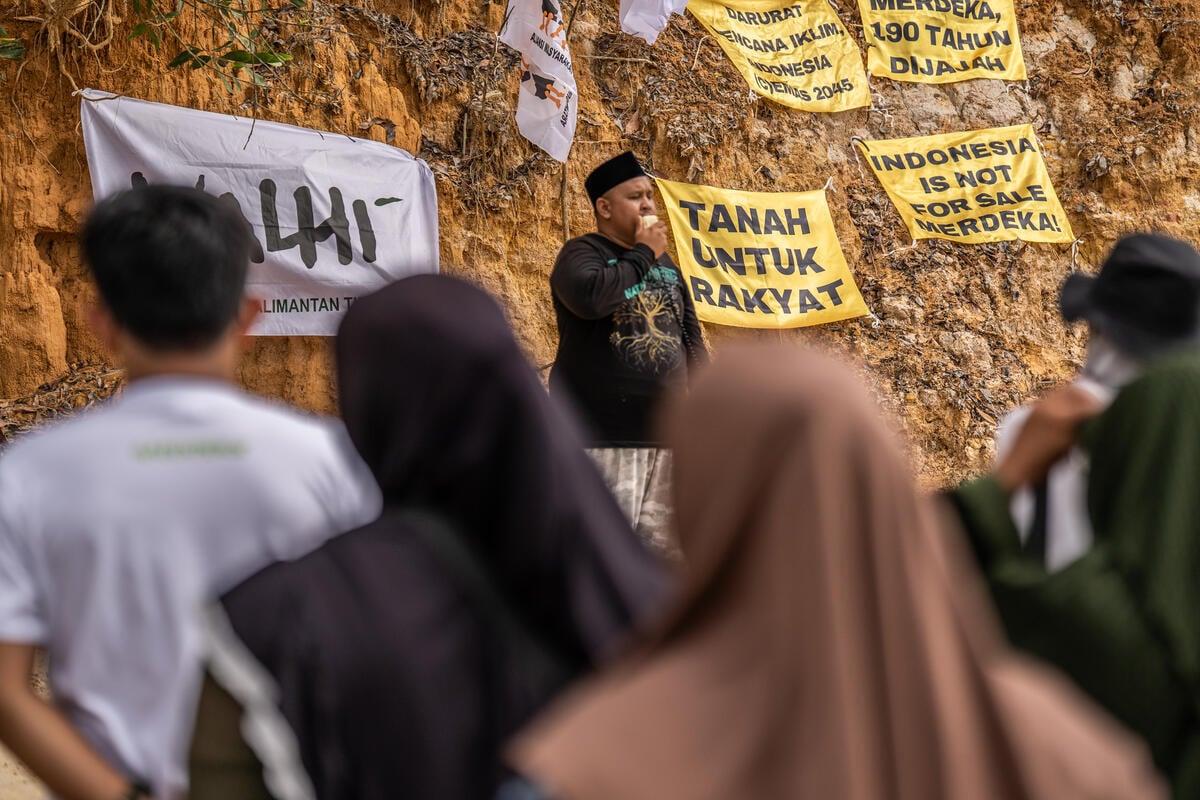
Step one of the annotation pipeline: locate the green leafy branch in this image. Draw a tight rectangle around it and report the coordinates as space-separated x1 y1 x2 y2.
127 0 301 92
165 43 292 91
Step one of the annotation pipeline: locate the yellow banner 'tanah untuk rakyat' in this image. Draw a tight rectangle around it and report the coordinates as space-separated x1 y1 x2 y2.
856 124 1074 244
655 177 870 328
687 0 870 112
856 0 1026 82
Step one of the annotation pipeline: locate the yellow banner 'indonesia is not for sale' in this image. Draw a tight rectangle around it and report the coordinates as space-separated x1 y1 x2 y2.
857 124 1074 244
655 177 870 328
687 0 870 112
856 0 1026 82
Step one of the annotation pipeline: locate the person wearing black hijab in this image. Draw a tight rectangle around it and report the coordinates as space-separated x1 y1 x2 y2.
188 275 668 800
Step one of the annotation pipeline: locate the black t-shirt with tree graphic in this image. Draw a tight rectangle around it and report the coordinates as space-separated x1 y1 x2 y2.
549 233 706 446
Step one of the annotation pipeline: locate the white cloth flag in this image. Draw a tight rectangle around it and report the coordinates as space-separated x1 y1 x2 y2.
80 89 440 336
500 0 578 162
620 0 688 44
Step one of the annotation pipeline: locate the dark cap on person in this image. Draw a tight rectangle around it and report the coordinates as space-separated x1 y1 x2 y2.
1059 233 1200 356
585 151 647 205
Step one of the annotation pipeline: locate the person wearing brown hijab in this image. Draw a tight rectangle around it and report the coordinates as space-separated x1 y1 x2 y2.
503 344 1164 800
189 275 668 800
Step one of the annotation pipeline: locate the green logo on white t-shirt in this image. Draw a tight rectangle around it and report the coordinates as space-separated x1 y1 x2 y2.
133 441 247 460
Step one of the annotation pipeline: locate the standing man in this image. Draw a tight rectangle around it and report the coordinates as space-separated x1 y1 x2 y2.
549 151 706 550
0 185 381 799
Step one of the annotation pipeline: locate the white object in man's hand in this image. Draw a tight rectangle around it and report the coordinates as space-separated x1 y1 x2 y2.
993 384 1104 493
635 216 669 258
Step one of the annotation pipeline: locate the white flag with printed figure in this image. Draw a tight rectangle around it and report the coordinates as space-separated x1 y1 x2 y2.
620 0 688 44
500 0 577 162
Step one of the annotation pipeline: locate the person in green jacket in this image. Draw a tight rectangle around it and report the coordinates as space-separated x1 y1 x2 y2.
949 353 1200 797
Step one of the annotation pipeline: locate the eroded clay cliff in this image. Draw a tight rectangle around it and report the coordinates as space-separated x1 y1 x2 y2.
2 0 1197 487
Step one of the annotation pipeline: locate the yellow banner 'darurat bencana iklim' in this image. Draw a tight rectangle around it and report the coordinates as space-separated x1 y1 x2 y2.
856 0 1026 82
687 0 870 112
655 177 870 328
856 124 1074 244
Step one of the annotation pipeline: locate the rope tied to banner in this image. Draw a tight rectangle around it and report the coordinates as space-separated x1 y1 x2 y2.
1068 235 1084 272
881 239 919 258
849 136 870 180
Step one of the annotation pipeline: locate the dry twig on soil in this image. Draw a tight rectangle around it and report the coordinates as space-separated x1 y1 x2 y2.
0 364 123 449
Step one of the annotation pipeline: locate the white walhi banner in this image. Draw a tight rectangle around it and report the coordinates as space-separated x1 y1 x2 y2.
500 0 577 161
80 89 440 335
620 0 688 44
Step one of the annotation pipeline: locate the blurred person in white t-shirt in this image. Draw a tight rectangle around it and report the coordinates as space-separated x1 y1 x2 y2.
0 186 381 800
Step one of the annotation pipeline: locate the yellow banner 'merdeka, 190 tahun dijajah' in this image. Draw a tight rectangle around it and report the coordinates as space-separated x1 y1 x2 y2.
856 0 1027 83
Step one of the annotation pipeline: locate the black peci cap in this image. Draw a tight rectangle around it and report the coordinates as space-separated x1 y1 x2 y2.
584 151 648 205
